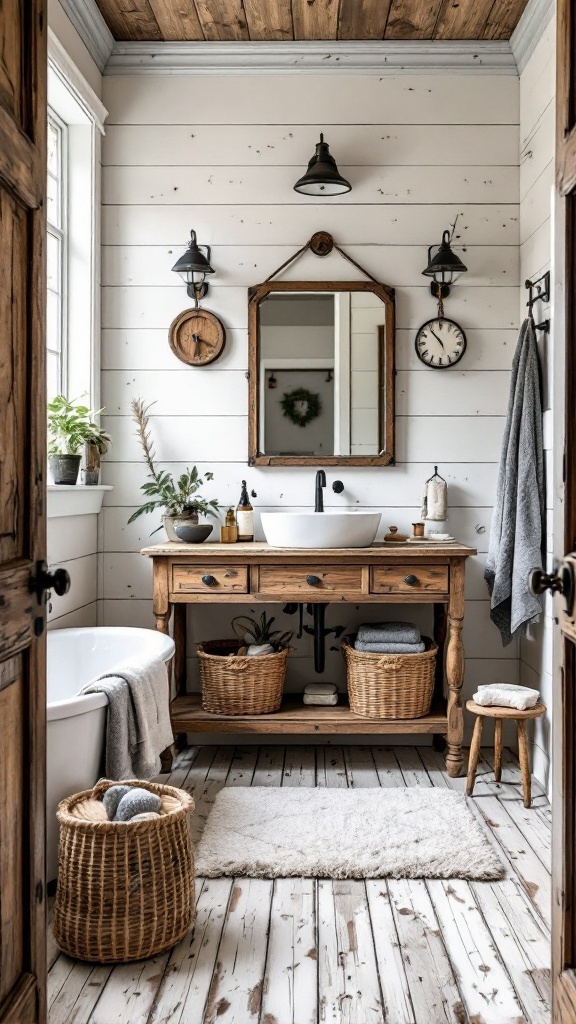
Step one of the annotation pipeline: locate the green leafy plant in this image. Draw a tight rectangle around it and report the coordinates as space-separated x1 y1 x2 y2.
128 397 219 533
48 395 111 456
232 612 293 651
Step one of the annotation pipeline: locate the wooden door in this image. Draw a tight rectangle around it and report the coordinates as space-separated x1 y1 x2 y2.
549 1 576 1019
0 2 48 1021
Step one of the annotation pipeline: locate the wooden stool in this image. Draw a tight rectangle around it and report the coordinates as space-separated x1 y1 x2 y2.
465 700 546 808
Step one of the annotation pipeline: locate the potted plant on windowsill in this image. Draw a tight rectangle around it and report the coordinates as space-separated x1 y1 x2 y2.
48 396 110 486
83 422 112 485
129 398 220 542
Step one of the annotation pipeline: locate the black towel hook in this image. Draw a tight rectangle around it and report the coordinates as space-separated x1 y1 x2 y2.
525 272 550 333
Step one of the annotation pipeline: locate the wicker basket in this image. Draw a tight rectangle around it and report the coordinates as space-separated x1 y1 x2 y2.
53 779 195 963
342 635 437 719
198 638 288 715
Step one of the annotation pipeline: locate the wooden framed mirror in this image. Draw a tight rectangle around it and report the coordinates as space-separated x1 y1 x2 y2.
248 277 395 467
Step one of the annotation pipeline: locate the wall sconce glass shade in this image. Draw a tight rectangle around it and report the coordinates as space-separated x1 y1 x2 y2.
293 134 351 196
422 229 467 298
172 229 215 300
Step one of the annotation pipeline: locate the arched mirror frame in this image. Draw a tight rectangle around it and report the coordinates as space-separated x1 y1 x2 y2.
248 278 395 467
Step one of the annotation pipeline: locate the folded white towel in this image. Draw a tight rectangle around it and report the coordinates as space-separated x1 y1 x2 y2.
473 683 540 711
303 693 338 706
304 683 337 695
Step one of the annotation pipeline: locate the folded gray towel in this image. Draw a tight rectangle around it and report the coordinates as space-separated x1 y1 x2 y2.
354 640 426 654
357 622 421 645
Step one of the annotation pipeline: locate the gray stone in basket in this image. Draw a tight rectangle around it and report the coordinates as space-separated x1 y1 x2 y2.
102 785 132 820
114 788 161 821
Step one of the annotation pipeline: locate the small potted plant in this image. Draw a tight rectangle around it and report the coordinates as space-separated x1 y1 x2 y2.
198 613 293 716
129 398 220 542
48 396 110 486
83 422 112 485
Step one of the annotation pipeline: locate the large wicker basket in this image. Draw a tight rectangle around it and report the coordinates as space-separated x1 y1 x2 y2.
342 635 437 719
53 779 195 963
198 638 288 715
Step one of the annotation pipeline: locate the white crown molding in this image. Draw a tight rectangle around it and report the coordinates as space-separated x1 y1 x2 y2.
48 29 108 130
105 39 517 76
510 0 554 74
58 0 114 73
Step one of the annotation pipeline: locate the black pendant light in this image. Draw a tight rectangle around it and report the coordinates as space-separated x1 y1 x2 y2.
422 229 468 299
171 229 215 301
293 133 351 196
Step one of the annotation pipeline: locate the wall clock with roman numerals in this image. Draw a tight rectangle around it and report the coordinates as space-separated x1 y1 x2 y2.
415 316 467 369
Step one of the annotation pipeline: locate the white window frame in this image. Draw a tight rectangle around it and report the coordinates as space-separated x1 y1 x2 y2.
47 107 69 397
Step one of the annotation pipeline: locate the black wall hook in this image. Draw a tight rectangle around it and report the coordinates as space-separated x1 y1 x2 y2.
525 272 550 333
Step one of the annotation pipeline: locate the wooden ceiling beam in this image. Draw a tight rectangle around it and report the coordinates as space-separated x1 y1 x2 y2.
385 0 444 40
147 0 205 39
95 0 162 40
243 0 293 39
483 0 529 39
434 0 494 40
193 0 250 40
292 0 340 40
338 0 394 40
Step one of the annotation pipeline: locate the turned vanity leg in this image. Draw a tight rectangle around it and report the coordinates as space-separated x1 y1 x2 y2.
445 559 465 778
173 602 188 752
153 558 174 773
433 602 448 752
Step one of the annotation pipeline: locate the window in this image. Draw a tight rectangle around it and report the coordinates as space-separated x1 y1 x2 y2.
46 110 68 399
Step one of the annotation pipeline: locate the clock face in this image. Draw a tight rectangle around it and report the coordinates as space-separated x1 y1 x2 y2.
415 317 467 369
168 307 226 366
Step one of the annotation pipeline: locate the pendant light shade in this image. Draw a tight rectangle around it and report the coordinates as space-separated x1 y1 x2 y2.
293 134 351 196
172 229 215 300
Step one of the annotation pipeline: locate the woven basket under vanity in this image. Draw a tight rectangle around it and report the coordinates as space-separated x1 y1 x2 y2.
198 638 288 715
342 635 437 719
53 779 195 963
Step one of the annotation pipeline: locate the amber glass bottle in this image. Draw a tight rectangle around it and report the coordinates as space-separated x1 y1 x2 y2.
236 480 254 542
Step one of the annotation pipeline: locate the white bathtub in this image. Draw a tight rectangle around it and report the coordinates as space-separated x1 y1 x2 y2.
47 626 175 882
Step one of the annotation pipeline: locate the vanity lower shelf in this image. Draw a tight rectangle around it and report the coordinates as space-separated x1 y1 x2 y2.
171 694 448 735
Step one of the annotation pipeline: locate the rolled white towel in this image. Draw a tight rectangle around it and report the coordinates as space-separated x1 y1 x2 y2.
303 693 338 706
304 683 337 695
473 683 540 711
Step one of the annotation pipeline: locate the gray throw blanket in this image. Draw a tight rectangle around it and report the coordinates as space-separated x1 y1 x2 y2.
357 622 421 644
354 640 425 654
81 655 174 779
484 317 545 646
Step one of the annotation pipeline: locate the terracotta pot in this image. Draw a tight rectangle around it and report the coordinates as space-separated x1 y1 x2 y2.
49 454 81 486
83 442 100 485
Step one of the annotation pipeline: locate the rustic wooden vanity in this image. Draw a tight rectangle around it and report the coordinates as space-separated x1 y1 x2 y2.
142 540 476 777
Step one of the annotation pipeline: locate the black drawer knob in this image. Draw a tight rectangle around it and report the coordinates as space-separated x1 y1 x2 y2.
306 575 321 587
404 574 419 586
202 574 217 587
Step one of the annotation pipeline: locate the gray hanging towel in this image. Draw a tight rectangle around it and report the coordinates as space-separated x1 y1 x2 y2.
484 317 545 646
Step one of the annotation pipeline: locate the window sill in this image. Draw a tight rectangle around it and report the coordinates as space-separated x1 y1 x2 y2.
47 484 113 519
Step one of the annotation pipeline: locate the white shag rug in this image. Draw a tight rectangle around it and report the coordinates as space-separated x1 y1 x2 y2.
195 787 504 880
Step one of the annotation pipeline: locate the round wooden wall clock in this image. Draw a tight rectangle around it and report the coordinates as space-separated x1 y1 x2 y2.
168 307 226 366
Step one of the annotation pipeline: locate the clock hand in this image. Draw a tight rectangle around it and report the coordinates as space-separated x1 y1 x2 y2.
430 328 445 349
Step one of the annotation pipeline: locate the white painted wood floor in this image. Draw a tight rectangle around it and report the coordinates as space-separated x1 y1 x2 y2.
48 744 551 1024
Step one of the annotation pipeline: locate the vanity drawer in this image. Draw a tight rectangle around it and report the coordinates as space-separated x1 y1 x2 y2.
172 565 248 594
258 565 363 597
370 564 449 595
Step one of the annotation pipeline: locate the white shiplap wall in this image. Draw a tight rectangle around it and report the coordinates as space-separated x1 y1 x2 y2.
47 514 99 629
100 72 522 738
518 16 556 790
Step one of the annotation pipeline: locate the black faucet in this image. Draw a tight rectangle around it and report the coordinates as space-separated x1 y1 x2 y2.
314 470 326 512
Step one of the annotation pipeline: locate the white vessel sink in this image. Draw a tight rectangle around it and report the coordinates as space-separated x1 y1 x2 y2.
261 511 381 549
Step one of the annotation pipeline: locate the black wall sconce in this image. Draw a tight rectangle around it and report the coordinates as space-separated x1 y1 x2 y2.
293 133 351 196
422 229 467 300
171 229 215 302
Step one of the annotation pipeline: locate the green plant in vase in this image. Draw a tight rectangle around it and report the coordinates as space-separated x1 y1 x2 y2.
128 397 219 542
232 612 293 656
48 395 111 485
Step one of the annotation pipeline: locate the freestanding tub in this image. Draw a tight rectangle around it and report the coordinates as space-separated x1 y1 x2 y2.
47 626 175 882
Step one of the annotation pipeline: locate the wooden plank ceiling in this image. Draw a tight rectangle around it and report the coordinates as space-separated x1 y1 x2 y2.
95 0 529 42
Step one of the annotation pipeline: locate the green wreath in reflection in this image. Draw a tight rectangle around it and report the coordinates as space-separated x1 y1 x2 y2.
281 387 322 428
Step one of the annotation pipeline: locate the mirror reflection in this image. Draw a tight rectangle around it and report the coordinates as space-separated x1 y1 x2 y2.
258 291 388 458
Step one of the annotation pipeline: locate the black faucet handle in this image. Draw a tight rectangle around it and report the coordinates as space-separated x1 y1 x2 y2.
332 480 344 494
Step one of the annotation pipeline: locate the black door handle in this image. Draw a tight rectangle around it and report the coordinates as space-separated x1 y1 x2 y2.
306 575 321 587
29 560 71 603
404 574 419 586
529 565 574 611
201 574 217 587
